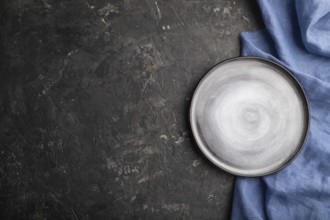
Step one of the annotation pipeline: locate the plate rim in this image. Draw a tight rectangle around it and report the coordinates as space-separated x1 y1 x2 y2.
189 56 310 177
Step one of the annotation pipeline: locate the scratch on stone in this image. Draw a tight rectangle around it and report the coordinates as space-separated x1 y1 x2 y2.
171 5 184 26
243 15 249 23
155 2 161 20
141 76 152 96
48 97 56 108
71 208 79 220
172 112 176 123
151 8 159 25
151 34 174 65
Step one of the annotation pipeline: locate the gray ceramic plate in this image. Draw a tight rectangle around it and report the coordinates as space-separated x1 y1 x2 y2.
190 57 309 177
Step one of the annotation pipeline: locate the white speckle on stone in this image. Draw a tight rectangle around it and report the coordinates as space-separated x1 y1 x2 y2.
142 146 159 155
167 25 170 29
118 167 123 175
42 0 52 9
175 136 184 145
67 49 78 56
106 158 117 169
86 2 95 9
153 170 164 177
160 134 168 140
143 204 148 210
192 160 200 167
125 166 131 174
130 195 136 203
213 7 220 13
223 7 231 15
162 203 189 212
112 115 119 122
98 3 119 17
207 194 215 201
131 166 139 173
138 176 149 184
162 25 166 30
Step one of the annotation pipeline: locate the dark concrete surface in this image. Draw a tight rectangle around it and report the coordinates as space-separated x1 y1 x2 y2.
0 0 262 219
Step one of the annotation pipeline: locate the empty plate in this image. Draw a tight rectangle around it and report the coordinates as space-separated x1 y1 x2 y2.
190 57 309 176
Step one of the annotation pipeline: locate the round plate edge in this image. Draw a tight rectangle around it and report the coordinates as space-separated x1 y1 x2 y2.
189 56 310 177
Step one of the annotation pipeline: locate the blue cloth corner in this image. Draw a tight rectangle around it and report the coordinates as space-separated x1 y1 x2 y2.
232 0 330 219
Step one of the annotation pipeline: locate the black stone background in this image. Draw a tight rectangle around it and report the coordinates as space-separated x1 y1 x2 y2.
0 0 262 219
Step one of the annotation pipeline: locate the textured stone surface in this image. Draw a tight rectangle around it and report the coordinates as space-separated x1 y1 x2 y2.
0 0 261 219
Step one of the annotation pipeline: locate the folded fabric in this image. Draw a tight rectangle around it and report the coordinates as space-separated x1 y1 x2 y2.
231 0 330 219
296 0 330 57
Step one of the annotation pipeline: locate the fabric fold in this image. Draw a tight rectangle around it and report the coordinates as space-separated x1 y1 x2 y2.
295 0 330 57
232 0 330 219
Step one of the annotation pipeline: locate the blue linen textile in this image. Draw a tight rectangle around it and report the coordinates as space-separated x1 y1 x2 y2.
231 0 330 219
